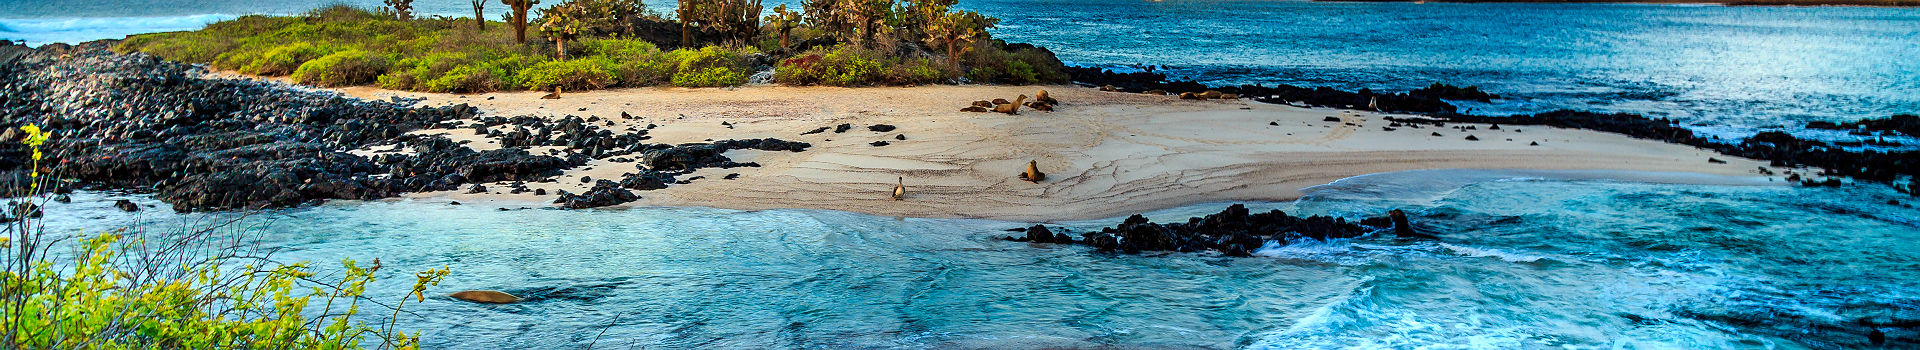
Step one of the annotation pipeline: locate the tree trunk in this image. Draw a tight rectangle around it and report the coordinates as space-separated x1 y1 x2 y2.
511 6 528 44
780 29 790 49
946 40 957 64
556 39 568 60
681 22 692 48
473 2 485 30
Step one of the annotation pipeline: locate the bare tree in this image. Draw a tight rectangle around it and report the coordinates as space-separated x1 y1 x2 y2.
472 0 487 30
503 0 540 43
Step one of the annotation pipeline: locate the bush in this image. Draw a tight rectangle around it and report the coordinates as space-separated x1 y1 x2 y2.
117 5 1061 91
960 44 1066 85
241 42 339 76
517 59 614 91
773 44 890 86
291 49 390 87
668 46 748 87
887 58 951 85
116 32 235 63
378 52 485 91
581 37 659 61
0 124 446 348
423 65 505 93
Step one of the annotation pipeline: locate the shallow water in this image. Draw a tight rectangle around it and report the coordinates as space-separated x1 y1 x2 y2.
34 171 1919 349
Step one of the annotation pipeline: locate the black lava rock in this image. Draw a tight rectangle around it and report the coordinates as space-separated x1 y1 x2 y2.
1069 204 1376 255
554 180 638 209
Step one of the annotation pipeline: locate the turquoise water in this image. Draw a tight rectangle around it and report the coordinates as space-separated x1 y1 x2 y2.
35 171 1920 348
8 1 1919 347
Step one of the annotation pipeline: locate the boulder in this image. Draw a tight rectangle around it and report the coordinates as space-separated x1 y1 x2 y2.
114 199 140 212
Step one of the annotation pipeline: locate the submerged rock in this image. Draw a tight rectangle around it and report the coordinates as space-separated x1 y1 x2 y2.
113 199 139 212
449 290 522 304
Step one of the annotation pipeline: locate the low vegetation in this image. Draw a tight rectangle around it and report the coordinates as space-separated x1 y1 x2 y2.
115 0 1066 92
0 126 446 348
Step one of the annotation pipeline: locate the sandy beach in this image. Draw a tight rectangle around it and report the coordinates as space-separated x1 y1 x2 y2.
327 84 1773 221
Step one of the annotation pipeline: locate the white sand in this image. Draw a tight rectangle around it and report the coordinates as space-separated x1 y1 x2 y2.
326 84 1775 221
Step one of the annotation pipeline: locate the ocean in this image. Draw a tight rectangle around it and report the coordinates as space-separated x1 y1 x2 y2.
35 170 1920 348
6 0 1918 348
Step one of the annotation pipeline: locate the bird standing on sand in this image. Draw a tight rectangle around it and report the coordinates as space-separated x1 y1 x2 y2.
892 177 906 200
1019 160 1046 183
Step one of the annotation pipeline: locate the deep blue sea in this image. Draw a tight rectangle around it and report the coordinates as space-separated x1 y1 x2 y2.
6 1 1920 348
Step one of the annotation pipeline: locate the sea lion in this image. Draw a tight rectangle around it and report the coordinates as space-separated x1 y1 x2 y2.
1026 101 1054 112
1178 92 1201 100
972 100 994 108
450 290 521 304
1220 93 1238 100
994 95 1028 115
991 98 1010 105
961 106 989 112
1019 160 1046 183
892 177 906 200
1035 90 1059 105
541 87 562 99
1199 90 1222 99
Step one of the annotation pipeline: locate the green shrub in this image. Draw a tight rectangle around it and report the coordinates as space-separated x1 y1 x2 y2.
887 58 951 85
582 38 659 61
668 46 748 87
483 53 549 88
773 44 888 86
378 52 486 90
241 42 339 76
517 59 614 91
292 50 390 87
117 32 235 63
772 54 823 85
1011 48 1068 83
423 65 504 93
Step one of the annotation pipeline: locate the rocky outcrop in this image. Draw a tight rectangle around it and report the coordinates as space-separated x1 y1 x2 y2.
0 44 823 211
1016 204 1379 256
1806 114 1920 137
554 180 639 209
1403 111 1920 188
1063 66 1460 113
0 44 478 211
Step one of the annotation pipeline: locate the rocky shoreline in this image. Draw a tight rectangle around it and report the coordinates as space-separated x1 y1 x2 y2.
1067 65 1919 196
0 42 809 212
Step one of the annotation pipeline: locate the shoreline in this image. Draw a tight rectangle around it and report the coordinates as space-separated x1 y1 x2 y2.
370 167 1782 221
339 84 1776 221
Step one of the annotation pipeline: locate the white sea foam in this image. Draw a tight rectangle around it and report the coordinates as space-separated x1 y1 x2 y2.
1439 243 1546 263
0 14 236 46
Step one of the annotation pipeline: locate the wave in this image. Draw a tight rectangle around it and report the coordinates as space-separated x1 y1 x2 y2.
0 14 237 46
